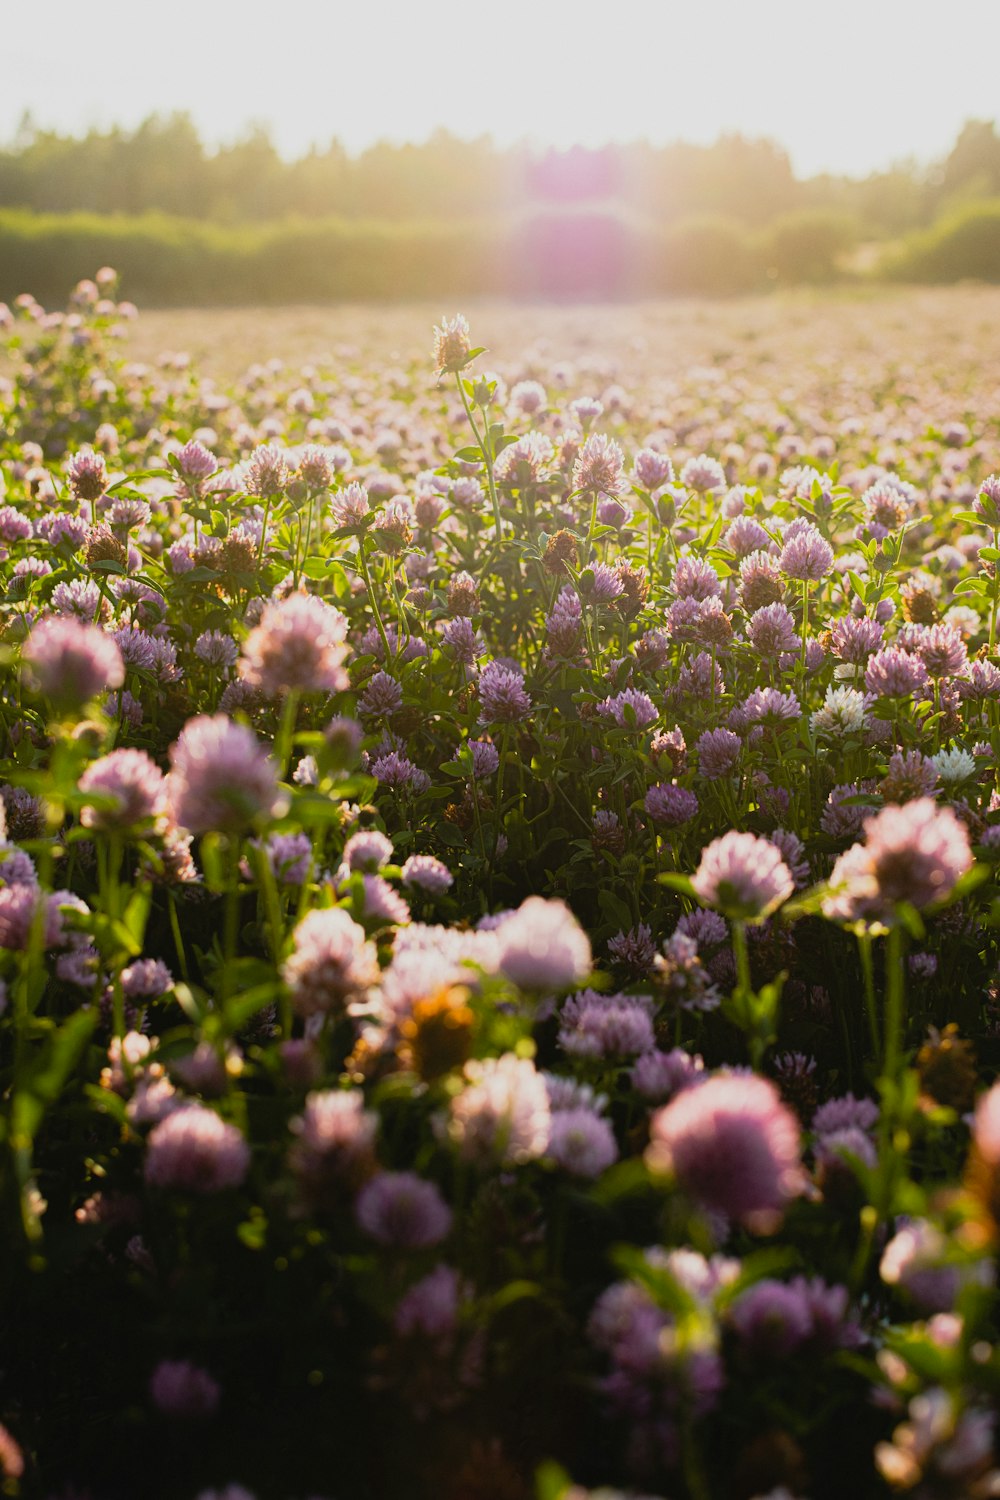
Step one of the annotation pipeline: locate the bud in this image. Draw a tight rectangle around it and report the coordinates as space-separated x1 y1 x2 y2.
447 571 480 617
323 715 362 770
975 474 1000 526
85 525 128 570
543 530 579 576
917 1024 977 1112
218 532 258 576
591 815 626 857
615 563 649 621
900 578 939 625
372 509 411 556
398 987 474 1081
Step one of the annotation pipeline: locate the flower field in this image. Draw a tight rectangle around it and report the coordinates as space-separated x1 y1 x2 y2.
2 276 1000 1499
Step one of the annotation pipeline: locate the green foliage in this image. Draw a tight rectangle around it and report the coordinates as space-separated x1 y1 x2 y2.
0 209 505 306
886 198 1000 283
761 209 858 284
9 112 1000 299
0 208 798 304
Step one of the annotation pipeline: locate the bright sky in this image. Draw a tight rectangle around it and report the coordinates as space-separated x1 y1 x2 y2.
6 0 1000 178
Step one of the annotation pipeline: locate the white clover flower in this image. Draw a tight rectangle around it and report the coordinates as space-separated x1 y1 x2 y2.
810 685 870 738
943 604 981 638
930 747 976 784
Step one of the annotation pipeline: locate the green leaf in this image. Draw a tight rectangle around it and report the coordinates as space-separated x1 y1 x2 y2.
223 983 282 1033
597 888 633 931
123 885 152 946
12 1008 97 1146
895 901 925 940
590 1156 652 1204
434 822 468 850
173 982 208 1023
535 1462 572 1500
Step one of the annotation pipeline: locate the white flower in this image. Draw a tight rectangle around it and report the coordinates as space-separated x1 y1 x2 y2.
810 685 870 737
930 748 976 784
943 604 981 638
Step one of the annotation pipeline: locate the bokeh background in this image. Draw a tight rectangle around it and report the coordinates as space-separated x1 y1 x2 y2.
5 0 1000 304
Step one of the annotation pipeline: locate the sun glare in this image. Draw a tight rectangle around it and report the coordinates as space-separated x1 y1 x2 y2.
5 0 1000 176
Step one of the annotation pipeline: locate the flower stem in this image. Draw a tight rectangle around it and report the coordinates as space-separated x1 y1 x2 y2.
256 498 271 573
456 375 502 543
883 922 906 1083
358 540 392 664
732 918 751 996
220 837 241 1013
857 930 880 1063
276 689 301 780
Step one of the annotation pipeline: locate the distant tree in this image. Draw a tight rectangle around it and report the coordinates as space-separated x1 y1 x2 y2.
209 124 283 220
941 119 1000 199
0 112 995 251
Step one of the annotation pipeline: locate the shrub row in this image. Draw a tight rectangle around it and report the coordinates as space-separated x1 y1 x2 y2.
886 198 1000 283
0 208 858 304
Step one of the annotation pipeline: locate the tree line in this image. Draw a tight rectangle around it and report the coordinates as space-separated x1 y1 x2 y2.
2 112 999 232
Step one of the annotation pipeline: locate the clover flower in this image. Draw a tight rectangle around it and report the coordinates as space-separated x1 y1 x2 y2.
477 662 531 725
240 593 349 698
79 749 164 832
447 1053 551 1167
495 896 591 990
355 1171 452 1249
573 433 625 496
168 716 282 835
144 1105 250 1193
283 907 379 1018
433 314 471 375
648 1073 802 1227
691 831 793 922
23 617 124 708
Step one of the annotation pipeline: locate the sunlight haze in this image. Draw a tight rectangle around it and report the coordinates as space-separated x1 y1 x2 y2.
7 0 1000 177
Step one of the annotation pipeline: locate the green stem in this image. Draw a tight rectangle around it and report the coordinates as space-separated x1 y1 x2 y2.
256 497 272 573
732 919 751 997
167 890 189 982
857 930 880 1063
386 556 407 647
275 690 301 780
220 837 241 1013
292 509 304 592
249 841 289 1036
96 833 126 1038
259 852 286 970
358 540 392 664
883 922 906 1084
489 725 511 896
586 488 599 550
456 375 502 543
302 492 316 578
469 770 489 869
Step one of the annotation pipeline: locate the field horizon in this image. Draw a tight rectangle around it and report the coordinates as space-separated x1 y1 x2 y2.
123 283 1000 380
